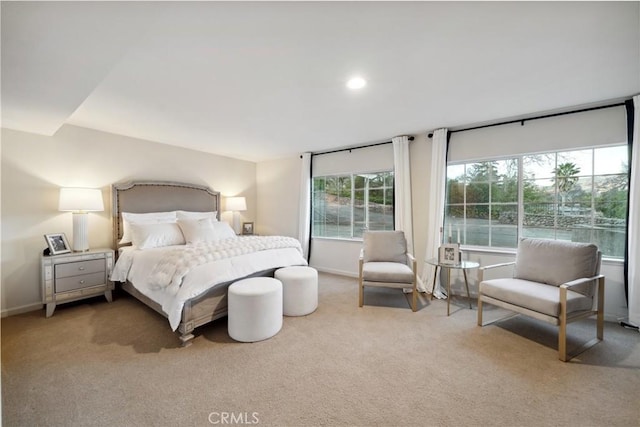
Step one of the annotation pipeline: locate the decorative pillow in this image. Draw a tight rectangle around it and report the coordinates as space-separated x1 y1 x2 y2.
176 210 218 221
177 218 219 244
212 221 237 240
120 211 177 244
129 222 186 250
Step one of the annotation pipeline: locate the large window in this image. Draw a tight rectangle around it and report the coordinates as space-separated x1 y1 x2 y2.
313 171 394 239
445 145 628 258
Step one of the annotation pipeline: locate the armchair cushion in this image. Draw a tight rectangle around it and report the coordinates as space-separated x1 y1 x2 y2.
514 238 599 288
362 231 407 263
362 262 414 283
480 278 594 317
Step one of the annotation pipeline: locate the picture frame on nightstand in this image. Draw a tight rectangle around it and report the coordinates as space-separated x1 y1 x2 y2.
242 222 254 235
44 233 71 255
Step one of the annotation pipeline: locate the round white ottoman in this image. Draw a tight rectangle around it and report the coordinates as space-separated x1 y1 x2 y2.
228 277 283 342
275 266 318 316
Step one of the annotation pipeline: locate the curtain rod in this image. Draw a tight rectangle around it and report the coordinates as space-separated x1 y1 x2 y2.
427 101 627 138
310 136 414 157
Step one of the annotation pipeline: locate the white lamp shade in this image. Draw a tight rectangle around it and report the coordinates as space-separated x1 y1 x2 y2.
59 188 104 212
226 196 247 212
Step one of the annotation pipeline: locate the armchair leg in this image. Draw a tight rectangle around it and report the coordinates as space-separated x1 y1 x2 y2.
559 287 568 361
477 296 483 326
596 276 605 340
411 289 417 312
597 312 604 341
559 321 568 362
358 260 364 308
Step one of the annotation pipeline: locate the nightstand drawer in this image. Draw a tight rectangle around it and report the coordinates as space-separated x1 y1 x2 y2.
55 272 106 292
55 259 105 279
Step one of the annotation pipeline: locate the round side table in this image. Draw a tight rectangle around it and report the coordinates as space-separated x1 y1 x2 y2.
425 258 480 316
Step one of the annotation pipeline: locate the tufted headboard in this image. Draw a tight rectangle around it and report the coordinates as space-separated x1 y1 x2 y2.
111 180 221 249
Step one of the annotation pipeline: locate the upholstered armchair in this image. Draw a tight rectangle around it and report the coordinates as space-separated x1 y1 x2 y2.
477 238 605 362
358 231 418 312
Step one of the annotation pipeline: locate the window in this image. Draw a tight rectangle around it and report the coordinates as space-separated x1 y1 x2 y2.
445 145 628 258
313 171 394 239
446 159 519 248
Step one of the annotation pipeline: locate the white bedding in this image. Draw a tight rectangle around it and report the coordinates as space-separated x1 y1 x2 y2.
111 236 307 330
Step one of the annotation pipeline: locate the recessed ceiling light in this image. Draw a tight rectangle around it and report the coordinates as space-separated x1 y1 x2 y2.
346 77 367 90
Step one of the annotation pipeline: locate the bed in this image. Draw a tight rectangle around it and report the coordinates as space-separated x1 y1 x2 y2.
110 180 307 346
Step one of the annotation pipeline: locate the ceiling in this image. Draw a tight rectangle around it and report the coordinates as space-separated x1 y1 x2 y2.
2 2 639 162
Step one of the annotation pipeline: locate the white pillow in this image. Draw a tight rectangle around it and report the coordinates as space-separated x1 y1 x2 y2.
177 218 219 244
129 222 185 249
176 210 218 221
212 221 237 240
120 211 177 244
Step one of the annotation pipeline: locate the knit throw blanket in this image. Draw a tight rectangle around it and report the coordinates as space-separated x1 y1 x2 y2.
148 236 303 289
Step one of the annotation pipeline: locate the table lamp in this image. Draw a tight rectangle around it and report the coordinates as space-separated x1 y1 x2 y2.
226 196 247 235
59 188 104 252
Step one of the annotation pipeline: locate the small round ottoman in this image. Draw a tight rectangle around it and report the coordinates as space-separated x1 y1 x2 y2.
275 266 318 316
228 277 283 342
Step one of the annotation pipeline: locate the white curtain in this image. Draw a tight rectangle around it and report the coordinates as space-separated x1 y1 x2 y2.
392 136 414 252
422 128 448 299
392 136 426 292
628 95 640 327
298 152 312 260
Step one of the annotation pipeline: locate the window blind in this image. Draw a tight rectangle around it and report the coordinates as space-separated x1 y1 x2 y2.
312 143 394 176
448 105 627 162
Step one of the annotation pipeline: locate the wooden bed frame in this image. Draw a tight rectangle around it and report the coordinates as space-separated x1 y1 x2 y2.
112 180 275 347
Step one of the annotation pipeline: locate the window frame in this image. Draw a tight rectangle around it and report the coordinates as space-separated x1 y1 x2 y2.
445 143 629 259
312 170 394 240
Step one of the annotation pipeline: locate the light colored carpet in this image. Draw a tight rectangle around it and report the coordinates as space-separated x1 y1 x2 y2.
2 272 639 426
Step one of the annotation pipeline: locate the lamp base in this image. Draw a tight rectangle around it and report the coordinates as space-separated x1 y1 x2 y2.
72 212 90 252
233 211 241 235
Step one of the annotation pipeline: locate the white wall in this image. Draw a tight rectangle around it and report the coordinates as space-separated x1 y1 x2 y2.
255 156 301 238
1 125 257 316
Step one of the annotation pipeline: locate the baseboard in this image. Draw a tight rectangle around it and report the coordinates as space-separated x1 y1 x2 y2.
311 266 358 278
1 303 43 318
605 313 623 323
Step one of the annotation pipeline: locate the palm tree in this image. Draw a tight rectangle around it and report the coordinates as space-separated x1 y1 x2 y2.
553 162 581 210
